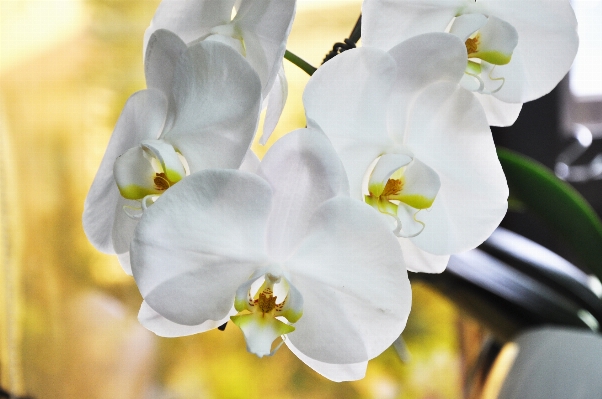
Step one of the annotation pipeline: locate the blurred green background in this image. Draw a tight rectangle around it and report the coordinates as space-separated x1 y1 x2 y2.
0 1 481 397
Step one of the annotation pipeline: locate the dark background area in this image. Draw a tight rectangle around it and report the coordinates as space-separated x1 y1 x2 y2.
492 82 602 270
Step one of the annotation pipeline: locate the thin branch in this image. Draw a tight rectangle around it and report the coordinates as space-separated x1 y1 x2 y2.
322 14 362 64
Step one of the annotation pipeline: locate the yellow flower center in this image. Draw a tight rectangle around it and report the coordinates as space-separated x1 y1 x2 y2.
381 178 403 198
255 288 285 316
465 35 480 56
231 273 300 357
153 172 172 191
258 290 276 313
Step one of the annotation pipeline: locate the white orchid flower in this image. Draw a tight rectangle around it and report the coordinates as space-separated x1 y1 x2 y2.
304 34 508 273
83 38 262 274
143 0 296 142
362 0 578 126
131 129 411 382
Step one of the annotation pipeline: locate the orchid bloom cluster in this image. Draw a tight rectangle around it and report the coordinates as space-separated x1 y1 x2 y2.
83 0 577 382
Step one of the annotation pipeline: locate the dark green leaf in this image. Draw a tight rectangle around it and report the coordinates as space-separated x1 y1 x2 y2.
498 147 602 279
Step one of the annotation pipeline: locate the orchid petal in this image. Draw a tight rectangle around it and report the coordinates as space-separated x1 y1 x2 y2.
304 47 396 199
144 29 187 101
405 81 508 255
260 63 288 145
470 0 578 102
286 196 410 364
459 70 484 93
473 91 522 127
388 32 467 92
143 0 236 54
449 13 488 40
386 33 467 142
111 196 140 274
258 128 349 261
164 41 262 173
397 158 441 210
362 0 462 50
396 203 426 237
285 340 368 382
83 89 167 253
131 170 271 325
114 146 162 200
277 278 303 323
368 153 412 197
204 31 245 55
139 300 233 337
468 16 518 65
239 149 260 174
231 313 295 358
398 239 450 273
393 335 411 362
116 250 133 275
234 0 296 96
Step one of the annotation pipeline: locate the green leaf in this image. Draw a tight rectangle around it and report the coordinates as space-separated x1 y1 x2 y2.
498 147 602 279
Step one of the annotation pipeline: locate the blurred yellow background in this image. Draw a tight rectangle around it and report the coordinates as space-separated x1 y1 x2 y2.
0 0 475 397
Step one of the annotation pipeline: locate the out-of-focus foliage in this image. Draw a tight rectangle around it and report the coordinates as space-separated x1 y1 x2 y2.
0 0 466 397
498 148 602 278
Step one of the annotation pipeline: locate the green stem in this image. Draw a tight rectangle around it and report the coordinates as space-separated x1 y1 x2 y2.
284 50 317 76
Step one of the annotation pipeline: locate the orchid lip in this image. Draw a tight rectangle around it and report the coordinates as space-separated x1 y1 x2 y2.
121 195 160 221
114 140 188 215
364 154 440 238
231 271 303 358
462 62 506 95
449 14 518 96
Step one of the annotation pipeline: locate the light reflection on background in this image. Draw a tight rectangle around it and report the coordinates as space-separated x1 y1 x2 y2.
0 1 474 397
570 0 602 99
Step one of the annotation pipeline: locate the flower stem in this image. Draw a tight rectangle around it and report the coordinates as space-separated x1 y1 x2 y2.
349 14 362 44
284 50 317 76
